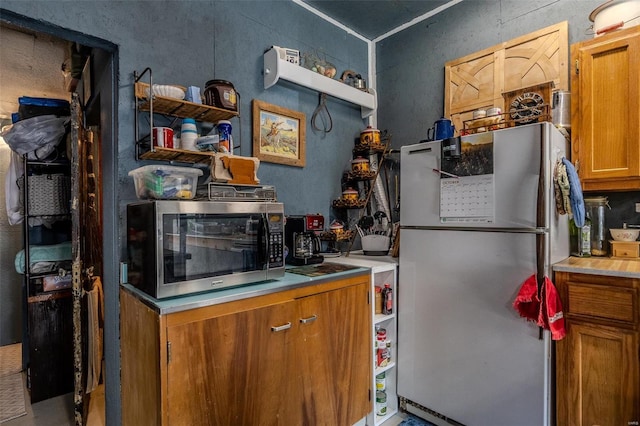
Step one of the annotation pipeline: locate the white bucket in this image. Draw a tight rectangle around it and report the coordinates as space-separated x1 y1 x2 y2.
590 0 640 36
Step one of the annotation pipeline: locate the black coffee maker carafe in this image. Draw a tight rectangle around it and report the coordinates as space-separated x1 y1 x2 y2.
285 215 324 265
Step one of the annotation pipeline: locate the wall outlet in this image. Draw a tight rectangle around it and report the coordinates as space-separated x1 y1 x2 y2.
636 203 640 213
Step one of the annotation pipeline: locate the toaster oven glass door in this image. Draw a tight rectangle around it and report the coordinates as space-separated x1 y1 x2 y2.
162 212 268 284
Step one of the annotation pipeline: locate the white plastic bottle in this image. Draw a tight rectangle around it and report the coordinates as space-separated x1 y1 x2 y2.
181 118 198 151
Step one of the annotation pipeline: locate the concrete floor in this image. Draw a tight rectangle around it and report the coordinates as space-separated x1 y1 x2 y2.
3 376 105 426
5 381 406 426
3 384 74 426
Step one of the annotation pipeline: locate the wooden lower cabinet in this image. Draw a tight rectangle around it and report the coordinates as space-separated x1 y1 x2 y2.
555 271 639 426
121 274 372 426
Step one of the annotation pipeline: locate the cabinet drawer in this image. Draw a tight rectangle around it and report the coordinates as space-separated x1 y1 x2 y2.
566 282 637 324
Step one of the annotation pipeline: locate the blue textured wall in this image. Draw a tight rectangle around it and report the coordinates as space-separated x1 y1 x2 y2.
376 0 639 226
376 0 604 147
2 1 639 423
1 1 369 424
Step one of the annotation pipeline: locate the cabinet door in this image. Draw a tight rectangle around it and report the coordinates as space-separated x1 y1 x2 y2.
571 27 640 191
295 282 371 425
166 300 299 426
27 293 74 403
556 320 639 426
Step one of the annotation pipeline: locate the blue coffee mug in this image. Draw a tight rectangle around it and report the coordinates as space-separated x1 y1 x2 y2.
427 117 455 141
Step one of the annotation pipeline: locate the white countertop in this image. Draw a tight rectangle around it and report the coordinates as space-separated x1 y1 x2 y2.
121 263 369 315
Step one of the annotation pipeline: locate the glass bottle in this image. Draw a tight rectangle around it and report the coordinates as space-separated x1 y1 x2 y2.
570 215 591 257
382 283 393 315
580 216 592 257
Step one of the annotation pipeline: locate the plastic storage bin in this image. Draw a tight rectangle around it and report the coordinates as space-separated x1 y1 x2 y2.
128 165 202 200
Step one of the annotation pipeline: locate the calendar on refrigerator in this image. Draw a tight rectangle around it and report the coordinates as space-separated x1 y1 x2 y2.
440 175 495 223
438 132 495 223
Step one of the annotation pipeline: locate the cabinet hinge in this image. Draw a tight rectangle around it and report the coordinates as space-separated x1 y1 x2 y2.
167 341 172 363
575 59 579 75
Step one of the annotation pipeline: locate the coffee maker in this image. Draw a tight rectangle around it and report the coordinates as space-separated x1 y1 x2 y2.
285 215 324 265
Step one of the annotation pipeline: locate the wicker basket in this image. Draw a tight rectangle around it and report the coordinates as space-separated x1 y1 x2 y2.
25 173 71 216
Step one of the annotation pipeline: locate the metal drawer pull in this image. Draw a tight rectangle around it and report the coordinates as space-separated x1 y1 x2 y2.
299 315 317 324
271 322 291 332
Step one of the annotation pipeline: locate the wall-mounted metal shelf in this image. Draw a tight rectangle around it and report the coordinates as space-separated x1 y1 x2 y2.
138 146 215 164
263 48 376 119
134 82 237 123
133 68 239 163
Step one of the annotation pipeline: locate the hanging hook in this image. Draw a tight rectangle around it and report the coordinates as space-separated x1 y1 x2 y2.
311 92 333 134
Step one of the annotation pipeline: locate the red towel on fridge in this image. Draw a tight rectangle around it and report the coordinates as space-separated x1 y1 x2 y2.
539 276 566 341
513 274 540 322
513 274 566 340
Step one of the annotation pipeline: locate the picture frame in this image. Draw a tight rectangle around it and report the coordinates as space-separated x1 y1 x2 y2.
252 99 305 167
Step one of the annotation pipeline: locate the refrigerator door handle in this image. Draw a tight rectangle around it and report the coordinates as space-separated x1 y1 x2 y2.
401 225 548 234
407 146 432 154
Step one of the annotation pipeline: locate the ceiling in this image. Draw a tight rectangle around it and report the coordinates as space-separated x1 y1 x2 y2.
0 23 70 118
0 1 454 118
300 0 453 40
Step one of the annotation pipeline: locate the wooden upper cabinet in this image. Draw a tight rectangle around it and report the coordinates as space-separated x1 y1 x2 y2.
571 26 640 191
445 21 568 132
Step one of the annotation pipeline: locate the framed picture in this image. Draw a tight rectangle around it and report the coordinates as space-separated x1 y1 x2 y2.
252 100 305 167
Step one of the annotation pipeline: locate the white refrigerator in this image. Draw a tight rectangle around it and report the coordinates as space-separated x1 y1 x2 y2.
398 122 569 426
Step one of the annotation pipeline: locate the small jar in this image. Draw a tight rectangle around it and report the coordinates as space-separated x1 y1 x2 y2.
203 79 237 112
351 156 370 172
330 220 344 237
473 109 487 132
376 390 387 416
341 188 359 201
360 126 381 147
487 107 502 131
375 372 386 391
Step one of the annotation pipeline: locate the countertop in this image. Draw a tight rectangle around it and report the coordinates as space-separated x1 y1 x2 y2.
121 262 369 315
553 256 640 279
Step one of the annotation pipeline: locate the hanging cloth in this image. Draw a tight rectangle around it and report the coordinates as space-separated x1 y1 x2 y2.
561 157 585 227
553 159 571 216
513 274 540 323
513 274 566 341
538 276 566 341
85 276 104 393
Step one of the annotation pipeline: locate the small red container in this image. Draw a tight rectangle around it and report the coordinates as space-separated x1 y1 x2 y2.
152 127 174 148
